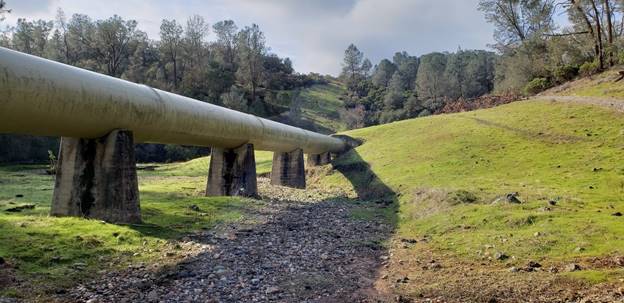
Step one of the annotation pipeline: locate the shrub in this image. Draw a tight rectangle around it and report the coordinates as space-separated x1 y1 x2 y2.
579 60 600 77
553 65 579 84
523 78 551 95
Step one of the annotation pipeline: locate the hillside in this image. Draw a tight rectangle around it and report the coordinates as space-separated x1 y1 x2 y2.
542 67 624 99
325 94 624 300
2 74 624 301
273 82 348 134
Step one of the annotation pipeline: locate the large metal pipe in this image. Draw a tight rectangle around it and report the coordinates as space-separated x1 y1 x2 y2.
0 47 346 154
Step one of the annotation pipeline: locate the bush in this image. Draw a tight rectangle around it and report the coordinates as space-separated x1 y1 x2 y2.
553 65 579 84
579 60 600 77
523 78 551 95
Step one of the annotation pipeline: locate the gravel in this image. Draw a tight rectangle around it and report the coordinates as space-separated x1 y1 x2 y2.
59 178 392 302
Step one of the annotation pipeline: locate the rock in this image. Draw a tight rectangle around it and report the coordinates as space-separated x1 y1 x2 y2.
265 286 280 294
5 204 35 212
533 232 541 237
396 276 409 283
428 263 442 270
492 192 522 204
565 263 581 272
505 192 522 203
381 274 388 280
147 290 159 302
188 204 201 212
508 266 519 273
400 238 417 244
574 247 585 253
495 252 509 261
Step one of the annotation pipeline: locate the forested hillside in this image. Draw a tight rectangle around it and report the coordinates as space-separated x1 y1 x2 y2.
0 7 339 163
337 0 624 128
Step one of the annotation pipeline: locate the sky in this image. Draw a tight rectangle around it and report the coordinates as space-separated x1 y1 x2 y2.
3 0 495 75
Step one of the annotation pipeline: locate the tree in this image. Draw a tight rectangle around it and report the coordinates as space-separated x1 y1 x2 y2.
93 15 138 76
393 51 419 90
416 52 448 102
341 44 364 91
183 15 209 66
12 19 53 57
361 58 372 77
160 19 184 89
371 59 397 87
383 72 407 110
478 0 555 46
66 14 97 69
236 24 266 105
213 20 238 69
53 9 72 64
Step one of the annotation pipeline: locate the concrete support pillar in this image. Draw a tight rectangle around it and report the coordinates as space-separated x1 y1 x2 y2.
206 144 257 197
271 148 305 189
51 129 141 224
307 152 332 167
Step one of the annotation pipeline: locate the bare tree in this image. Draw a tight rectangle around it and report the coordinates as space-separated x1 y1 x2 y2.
478 0 556 46
160 19 184 89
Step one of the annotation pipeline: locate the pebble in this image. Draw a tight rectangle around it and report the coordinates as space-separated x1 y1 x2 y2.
564 263 581 272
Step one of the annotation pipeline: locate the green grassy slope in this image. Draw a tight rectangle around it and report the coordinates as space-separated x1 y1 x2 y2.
545 67 624 99
328 99 624 279
298 82 347 133
269 82 347 134
0 152 274 297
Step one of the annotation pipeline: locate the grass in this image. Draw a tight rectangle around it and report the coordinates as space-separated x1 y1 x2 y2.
0 152 275 298
328 99 624 282
299 82 348 133
550 67 624 99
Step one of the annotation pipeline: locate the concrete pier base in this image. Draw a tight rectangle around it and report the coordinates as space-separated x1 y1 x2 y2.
307 152 332 167
206 144 257 197
51 129 141 223
271 148 305 189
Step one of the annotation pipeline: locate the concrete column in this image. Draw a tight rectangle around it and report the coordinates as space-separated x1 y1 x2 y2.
271 148 305 189
206 144 257 197
307 152 332 167
51 129 141 224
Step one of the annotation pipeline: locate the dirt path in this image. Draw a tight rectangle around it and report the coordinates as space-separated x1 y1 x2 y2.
56 178 393 303
537 95 624 112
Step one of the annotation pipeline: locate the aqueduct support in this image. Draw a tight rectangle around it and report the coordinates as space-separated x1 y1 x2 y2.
271 149 306 189
51 130 141 224
206 144 257 197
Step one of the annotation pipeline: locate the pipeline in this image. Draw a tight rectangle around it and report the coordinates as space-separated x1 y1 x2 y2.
0 47 346 154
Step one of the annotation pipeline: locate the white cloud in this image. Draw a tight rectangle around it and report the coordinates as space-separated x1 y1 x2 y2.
2 0 494 75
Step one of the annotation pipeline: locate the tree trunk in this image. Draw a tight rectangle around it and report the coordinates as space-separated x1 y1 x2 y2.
603 0 614 66
588 0 604 70
572 0 601 68
173 57 178 89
